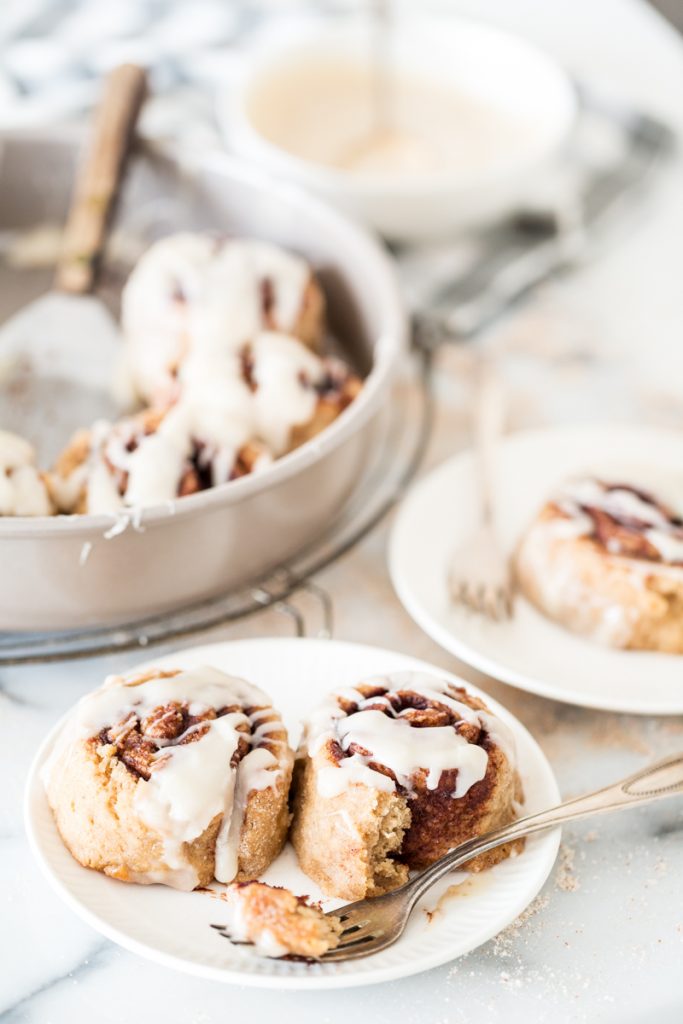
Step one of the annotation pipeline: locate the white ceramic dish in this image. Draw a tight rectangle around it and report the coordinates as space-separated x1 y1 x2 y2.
0 130 406 631
25 637 560 990
390 423 683 715
220 14 577 241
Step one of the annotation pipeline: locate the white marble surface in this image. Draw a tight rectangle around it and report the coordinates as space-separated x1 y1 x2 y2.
3 1 683 1022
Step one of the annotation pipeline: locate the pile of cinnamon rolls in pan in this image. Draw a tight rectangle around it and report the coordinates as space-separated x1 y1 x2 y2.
0 233 361 517
44 664 523 958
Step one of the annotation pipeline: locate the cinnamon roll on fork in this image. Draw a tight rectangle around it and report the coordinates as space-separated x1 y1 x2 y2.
215 881 342 958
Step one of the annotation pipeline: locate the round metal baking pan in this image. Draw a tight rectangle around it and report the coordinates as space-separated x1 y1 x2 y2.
0 130 407 631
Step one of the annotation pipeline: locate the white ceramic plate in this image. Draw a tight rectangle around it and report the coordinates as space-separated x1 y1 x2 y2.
390 424 683 716
25 638 559 990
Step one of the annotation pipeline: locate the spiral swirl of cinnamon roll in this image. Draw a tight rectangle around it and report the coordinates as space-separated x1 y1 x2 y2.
515 477 683 651
43 666 294 890
553 479 683 564
291 671 522 901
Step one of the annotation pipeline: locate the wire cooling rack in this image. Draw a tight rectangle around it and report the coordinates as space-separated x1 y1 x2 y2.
0 347 435 664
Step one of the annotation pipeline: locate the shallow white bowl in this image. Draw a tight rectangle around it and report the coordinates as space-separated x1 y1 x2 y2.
219 14 578 241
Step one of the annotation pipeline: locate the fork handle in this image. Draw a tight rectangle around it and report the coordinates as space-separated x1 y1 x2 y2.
407 752 683 904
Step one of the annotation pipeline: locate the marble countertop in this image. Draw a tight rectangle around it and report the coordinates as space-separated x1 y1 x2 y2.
3 1 683 1022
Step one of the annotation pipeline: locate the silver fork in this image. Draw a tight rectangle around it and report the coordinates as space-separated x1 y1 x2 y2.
448 361 513 620
322 752 683 961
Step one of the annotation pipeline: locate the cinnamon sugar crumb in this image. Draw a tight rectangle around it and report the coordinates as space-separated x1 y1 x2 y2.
587 718 652 756
556 843 580 892
490 893 550 958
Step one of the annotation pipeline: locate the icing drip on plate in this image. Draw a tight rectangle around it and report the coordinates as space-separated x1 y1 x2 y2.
307 670 516 800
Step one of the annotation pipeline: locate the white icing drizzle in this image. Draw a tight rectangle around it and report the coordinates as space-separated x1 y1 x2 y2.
122 233 311 402
556 477 683 565
306 670 516 801
54 330 327 514
43 666 285 887
0 429 52 516
250 332 323 453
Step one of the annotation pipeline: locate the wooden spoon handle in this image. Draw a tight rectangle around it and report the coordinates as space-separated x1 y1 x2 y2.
54 63 147 294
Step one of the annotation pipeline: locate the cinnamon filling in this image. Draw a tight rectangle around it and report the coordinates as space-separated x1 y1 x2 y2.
556 481 683 565
328 684 487 794
96 700 278 781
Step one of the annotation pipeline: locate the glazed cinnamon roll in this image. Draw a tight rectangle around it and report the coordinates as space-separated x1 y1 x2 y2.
122 233 325 404
48 408 272 515
43 666 294 890
49 333 360 514
216 882 342 958
515 477 683 651
0 429 54 516
291 671 522 901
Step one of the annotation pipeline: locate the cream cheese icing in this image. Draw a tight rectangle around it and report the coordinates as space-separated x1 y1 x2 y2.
54 330 327 514
122 233 312 402
306 670 516 801
556 478 683 566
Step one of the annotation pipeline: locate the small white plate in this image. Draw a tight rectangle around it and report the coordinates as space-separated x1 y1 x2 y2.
390 424 683 716
25 638 559 990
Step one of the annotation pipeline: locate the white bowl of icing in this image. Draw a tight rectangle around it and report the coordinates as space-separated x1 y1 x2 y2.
218 14 578 241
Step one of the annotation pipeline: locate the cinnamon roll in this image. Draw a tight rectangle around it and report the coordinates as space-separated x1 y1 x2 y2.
122 233 325 404
49 333 360 514
291 671 522 901
217 881 341 958
48 409 271 515
0 430 53 516
515 477 683 651
43 666 294 890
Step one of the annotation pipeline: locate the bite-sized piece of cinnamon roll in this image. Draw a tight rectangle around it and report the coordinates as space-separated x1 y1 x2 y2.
217 882 341 958
43 666 294 890
515 477 683 652
49 333 360 515
291 671 522 901
0 429 54 516
122 233 325 404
